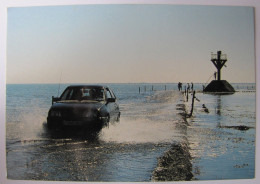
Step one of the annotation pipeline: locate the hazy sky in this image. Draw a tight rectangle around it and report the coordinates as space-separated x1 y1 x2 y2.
6 4 255 84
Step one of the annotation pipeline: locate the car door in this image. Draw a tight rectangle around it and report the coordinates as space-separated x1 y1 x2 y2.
109 88 119 114
105 88 119 118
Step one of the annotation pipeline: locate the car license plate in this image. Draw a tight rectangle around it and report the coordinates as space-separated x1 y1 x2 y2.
63 121 84 126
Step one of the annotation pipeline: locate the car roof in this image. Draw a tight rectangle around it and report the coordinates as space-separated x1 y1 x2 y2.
67 84 108 89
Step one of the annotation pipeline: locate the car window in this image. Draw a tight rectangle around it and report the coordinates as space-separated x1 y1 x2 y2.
93 89 104 100
67 89 74 100
60 88 72 100
110 89 116 99
106 89 112 99
60 87 105 101
83 88 104 100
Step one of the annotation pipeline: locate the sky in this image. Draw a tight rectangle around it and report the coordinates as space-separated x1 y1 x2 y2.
6 4 255 84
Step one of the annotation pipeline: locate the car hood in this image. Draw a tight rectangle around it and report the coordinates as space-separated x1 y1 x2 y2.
50 101 105 111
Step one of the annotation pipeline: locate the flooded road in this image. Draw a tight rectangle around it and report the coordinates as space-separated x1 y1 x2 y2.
7 123 174 181
6 89 187 181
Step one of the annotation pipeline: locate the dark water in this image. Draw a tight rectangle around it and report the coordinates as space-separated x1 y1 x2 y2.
6 83 256 181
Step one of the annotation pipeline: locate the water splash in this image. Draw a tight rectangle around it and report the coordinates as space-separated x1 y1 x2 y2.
100 91 185 144
100 118 183 144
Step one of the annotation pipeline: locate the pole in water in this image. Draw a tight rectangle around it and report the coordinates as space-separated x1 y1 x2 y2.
165 85 166 91
57 71 62 96
189 91 196 117
186 88 189 102
139 87 141 94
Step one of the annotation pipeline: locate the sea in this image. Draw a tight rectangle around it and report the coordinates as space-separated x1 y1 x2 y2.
5 83 256 181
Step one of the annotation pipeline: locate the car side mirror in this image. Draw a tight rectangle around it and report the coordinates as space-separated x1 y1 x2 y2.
106 98 116 103
52 96 60 105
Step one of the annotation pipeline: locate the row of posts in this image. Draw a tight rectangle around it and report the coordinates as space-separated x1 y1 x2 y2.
138 85 167 94
138 84 255 94
138 84 198 117
138 84 192 93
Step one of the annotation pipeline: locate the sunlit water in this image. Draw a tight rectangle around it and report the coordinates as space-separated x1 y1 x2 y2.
6 83 255 181
186 92 256 180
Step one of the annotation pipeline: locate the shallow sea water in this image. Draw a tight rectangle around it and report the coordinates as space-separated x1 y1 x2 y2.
6 84 186 181
186 92 255 180
6 83 256 181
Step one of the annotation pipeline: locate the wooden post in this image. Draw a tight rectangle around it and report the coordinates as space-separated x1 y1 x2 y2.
145 86 146 92
139 87 140 94
189 91 196 117
152 85 153 91
165 85 166 91
186 88 189 102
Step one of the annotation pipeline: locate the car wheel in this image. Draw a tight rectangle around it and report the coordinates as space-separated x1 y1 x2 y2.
116 113 120 122
47 121 54 129
47 121 59 129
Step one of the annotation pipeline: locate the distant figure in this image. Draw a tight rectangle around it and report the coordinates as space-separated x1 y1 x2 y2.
178 82 182 91
187 83 190 91
191 82 194 91
214 72 217 80
180 82 182 91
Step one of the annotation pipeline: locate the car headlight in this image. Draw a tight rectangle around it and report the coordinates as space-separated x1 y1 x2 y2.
50 110 61 117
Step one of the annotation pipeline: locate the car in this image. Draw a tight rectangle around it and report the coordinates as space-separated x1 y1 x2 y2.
47 85 120 129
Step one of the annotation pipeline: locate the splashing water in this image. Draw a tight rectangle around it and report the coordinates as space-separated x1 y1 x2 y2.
100 90 185 144
100 118 183 144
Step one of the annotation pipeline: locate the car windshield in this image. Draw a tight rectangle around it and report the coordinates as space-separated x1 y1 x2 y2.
60 87 105 101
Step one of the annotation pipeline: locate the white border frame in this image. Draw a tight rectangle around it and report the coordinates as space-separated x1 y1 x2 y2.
1 0 259 184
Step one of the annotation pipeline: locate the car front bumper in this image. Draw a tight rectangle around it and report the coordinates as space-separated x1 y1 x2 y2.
47 116 109 128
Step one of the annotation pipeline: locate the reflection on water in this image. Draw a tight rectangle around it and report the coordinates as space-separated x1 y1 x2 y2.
7 121 172 181
215 95 221 116
187 93 255 180
42 125 101 142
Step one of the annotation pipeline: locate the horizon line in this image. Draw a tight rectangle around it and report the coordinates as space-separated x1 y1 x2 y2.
5 81 256 85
